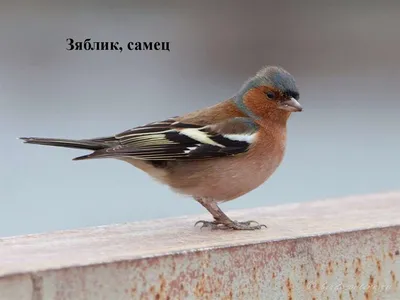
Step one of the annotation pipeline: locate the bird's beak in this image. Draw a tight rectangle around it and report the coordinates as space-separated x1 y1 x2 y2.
278 97 303 112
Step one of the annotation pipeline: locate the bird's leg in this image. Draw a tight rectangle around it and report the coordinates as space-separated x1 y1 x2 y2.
194 197 266 230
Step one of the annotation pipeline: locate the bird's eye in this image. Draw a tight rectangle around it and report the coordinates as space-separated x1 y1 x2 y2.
266 91 275 99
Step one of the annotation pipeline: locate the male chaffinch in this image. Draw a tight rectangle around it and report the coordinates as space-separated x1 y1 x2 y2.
21 66 302 230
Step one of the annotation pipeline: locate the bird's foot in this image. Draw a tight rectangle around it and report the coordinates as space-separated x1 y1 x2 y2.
195 219 267 230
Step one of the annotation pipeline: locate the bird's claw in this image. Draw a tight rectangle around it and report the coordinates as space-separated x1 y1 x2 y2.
194 220 225 230
235 220 267 228
230 220 267 230
194 219 267 230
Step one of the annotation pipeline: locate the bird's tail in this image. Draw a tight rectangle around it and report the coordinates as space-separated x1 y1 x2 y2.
20 137 107 151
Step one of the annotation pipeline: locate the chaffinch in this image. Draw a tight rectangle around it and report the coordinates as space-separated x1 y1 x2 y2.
21 66 302 230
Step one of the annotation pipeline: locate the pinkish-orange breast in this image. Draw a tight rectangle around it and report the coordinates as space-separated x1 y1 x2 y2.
164 124 287 202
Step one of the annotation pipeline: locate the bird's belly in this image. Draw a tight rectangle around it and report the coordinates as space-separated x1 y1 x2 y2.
167 154 284 201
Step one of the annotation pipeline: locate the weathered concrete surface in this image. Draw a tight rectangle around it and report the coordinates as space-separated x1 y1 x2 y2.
0 192 399 300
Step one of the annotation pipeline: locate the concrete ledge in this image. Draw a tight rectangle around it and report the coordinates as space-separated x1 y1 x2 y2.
1 192 400 299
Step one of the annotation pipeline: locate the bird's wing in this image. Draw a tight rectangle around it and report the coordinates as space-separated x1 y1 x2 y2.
75 117 259 160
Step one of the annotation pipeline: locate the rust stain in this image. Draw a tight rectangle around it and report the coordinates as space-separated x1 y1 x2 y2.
376 260 382 274
369 275 374 286
364 275 374 300
354 257 362 279
313 269 321 292
221 292 233 300
356 257 362 267
388 252 394 260
194 273 208 298
286 277 293 300
146 274 167 299
172 261 176 273
349 290 354 300
160 275 166 294
325 261 334 275
390 270 398 287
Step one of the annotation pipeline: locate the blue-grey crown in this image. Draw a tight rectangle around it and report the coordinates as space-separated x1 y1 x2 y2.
256 66 299 99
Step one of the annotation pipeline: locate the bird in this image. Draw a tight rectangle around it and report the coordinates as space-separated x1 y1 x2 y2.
20 65 302 230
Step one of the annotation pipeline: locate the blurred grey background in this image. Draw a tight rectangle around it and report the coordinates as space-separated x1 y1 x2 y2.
1 1 399 237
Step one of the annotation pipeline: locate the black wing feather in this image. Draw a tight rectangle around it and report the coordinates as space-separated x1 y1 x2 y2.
74 117 258 161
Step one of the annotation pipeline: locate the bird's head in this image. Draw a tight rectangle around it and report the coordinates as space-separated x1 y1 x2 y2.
235 66 302 120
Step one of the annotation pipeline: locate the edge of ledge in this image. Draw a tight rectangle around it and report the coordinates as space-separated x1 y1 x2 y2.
1 191 399 278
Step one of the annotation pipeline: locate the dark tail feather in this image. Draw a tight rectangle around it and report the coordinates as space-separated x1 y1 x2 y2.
20 137 106 151
72 152 105 161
